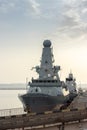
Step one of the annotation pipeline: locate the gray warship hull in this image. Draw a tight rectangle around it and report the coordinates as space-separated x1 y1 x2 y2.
19 93 70 113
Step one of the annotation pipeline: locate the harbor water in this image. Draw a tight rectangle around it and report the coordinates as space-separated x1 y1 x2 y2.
0 89 26 110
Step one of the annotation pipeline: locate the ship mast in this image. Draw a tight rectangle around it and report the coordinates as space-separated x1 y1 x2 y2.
35 40 60 80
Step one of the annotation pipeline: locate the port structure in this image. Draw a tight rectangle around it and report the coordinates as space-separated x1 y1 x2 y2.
0 107 87 130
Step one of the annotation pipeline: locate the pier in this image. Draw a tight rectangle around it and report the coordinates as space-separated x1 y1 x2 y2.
0 108 87 130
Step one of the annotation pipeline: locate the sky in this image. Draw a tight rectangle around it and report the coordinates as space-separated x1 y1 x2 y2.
0 0 87 84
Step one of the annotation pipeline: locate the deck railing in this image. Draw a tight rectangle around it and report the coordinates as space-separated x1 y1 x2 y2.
0 107 26 117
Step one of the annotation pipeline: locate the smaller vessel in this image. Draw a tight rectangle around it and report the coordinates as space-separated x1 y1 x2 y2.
66 72 78 101
19 40 78 113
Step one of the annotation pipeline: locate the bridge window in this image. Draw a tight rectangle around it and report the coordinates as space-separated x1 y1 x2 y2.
36 88 38 92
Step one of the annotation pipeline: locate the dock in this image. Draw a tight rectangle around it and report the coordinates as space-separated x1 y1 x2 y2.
0 107 87 130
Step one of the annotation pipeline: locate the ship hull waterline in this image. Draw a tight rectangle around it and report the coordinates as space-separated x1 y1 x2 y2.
19 93 70 113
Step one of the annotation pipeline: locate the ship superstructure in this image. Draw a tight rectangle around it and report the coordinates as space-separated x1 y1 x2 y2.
19 40 77 113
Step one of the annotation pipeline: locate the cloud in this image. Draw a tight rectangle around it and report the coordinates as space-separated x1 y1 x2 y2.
62 9 80 26
82 8 87 13
21 0 41 17
0 0 87 41
28 0 41 15
51 0 87 41
0 0 16 13
0 0 41 16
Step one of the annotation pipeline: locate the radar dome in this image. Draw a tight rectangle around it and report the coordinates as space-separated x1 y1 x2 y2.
43 40 51 47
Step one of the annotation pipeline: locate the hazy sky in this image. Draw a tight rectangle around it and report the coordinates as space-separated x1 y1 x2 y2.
0 0 87 84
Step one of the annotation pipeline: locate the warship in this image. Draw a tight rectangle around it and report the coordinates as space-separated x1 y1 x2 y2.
19 40 78 113
66 72 78 100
